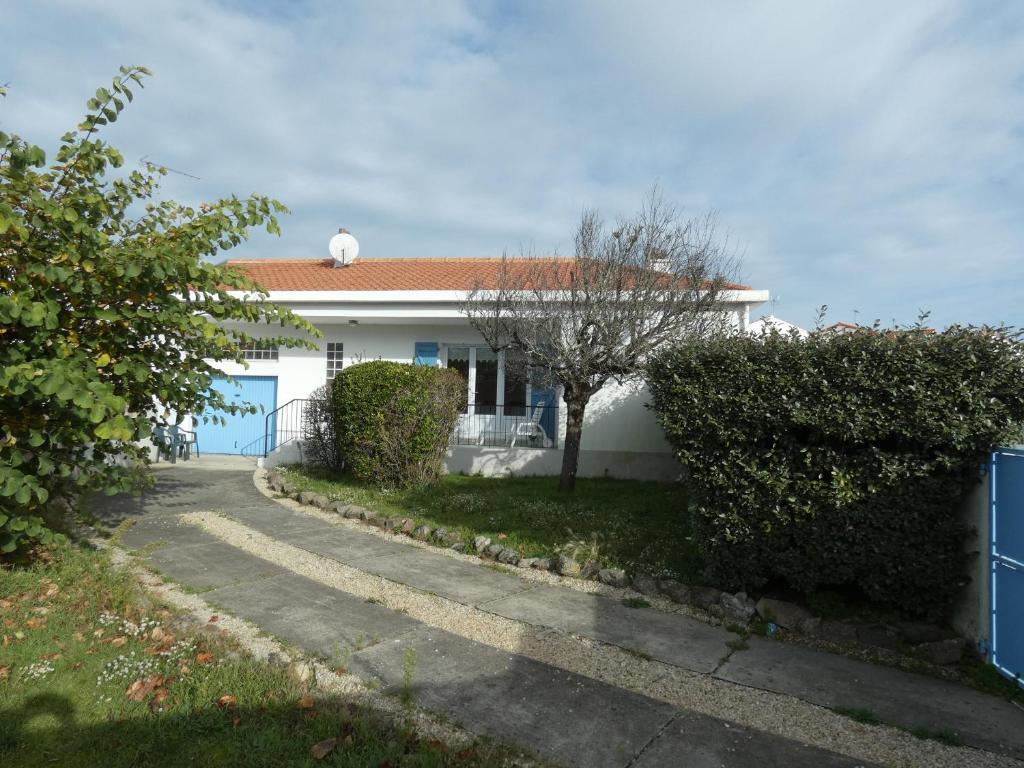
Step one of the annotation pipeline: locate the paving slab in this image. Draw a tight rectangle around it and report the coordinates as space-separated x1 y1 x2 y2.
715 636 1024 759
633 711 878 768
116 514 216 551
205 572 420 658
285 527 407 563
481 585 734 673
223 504 337 537
350 625 676 768
359 547 536 605
144 539 286 592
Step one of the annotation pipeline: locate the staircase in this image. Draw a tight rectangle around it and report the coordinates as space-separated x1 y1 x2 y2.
239 398 309 458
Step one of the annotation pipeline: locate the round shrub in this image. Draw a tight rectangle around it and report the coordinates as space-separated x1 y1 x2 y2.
331 361 464 488
645 325 1024 619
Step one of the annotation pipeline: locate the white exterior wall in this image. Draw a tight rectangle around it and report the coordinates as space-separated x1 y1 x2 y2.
208 317 680 461
204 300 765 479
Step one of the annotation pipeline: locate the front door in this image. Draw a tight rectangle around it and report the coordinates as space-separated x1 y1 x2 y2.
194 375 278 455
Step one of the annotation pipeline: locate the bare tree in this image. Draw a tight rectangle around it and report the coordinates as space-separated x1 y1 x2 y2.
462 190 741 492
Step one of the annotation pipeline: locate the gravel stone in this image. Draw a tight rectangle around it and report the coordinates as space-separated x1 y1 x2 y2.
473 535 492 553
598 568 630 588
412 525 433 540
399 518 416 534
580 561 601 580
431 527 449 543
798 617 823 635
914 638 964 666
518 558 537 569
755 598 812 629
484 543 504 559
343 505 365 520
555 555 581 577
287 659 316 686
690 586 724 611
530 558 552 571
720 592 757 624
856 623 902 651
497 548 521 566
896 622 946 645
632 574 661 597
358 508 378 523
658 578 691 605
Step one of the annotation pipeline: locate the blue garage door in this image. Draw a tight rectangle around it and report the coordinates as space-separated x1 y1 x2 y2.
195 375 278 455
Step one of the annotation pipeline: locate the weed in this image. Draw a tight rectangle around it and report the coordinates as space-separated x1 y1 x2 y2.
621 647 653 662
621 597 651 609
726 637 750 652
907 727 962 747
833 706 882 726
401 647 417 708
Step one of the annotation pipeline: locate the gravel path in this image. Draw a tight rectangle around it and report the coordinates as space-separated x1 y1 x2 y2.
182 484 1024 768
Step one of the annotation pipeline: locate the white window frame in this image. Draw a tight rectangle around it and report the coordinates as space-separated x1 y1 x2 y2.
441 344 529 416
326 342 343 380
239 340 278 361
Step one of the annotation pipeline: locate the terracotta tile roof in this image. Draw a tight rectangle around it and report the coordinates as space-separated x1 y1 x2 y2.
224 257 753 293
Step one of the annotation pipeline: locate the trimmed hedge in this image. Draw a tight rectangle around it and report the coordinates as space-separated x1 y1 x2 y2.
646 325 1024 618
331 361 464 488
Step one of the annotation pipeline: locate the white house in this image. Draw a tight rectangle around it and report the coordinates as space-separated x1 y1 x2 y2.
196 248 768 481
747 314 809 338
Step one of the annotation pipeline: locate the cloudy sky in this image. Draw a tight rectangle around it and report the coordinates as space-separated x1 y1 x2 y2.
3 0 1022 329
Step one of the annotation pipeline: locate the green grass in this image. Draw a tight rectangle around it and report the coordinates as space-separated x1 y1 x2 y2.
0 545 533 767
280 466 699 580
832 706 964 747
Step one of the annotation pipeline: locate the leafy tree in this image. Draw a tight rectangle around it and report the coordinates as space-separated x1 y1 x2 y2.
462 190 740 492
0 66 316 556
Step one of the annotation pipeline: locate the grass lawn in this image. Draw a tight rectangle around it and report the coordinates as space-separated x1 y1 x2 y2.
0 545 527 767
279 467 700 580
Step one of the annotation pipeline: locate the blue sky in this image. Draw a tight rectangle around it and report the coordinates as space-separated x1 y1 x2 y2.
2 0 1022 329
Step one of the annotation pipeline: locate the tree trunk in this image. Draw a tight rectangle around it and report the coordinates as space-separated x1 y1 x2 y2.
559 397 587 492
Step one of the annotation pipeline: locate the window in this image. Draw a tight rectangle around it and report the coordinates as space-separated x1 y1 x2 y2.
239 340 278 361
326 342 343 380
443 346 527 415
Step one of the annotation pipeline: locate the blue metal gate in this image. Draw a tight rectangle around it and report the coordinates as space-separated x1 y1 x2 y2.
991 448 1024 687
194 375 278 455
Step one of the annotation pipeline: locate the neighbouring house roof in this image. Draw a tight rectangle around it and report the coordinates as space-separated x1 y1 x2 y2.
224 257 755 294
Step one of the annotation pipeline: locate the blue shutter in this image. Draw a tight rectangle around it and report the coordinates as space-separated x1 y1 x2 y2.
414 342 439 367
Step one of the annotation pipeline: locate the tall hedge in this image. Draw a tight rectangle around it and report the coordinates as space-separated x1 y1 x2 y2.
646 326 1024 618
331 361 464 488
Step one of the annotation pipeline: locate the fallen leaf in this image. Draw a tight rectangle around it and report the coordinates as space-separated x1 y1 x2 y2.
208 615 219 623
0 665 9 681
297 697 315 709
126 676 159 703
153 687 169 703
216 694 237 709
150 627 165 641
110 636 127 648
72 662 83 671
0 599 12 611
232 715 241 726
195 652 214 665
309 737 339 760
497 533 508 540
25 617 45 630
93 629 104 638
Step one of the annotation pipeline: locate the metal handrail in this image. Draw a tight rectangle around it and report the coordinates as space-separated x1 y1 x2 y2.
236 398 310 458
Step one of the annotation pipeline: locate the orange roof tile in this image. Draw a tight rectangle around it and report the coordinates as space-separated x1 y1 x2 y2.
224 257 753 293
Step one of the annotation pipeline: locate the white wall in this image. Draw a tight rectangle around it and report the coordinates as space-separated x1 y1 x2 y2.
208 318 676 458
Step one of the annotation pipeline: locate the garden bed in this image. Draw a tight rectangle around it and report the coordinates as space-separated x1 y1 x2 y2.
276 466 701 581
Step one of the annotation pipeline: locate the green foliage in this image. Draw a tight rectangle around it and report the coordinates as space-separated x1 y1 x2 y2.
646 325 1024 618
0 66 317 558
302 383 342 471
331 361 464 488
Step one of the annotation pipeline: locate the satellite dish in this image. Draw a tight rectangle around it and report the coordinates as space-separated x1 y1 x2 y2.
328 228 359 266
